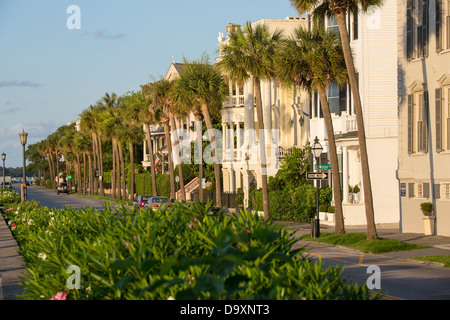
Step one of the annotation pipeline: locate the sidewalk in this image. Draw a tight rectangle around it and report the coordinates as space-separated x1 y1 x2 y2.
0 210 27 300
277 220 450 261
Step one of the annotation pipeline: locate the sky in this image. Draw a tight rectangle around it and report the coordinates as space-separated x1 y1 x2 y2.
0 0 299 168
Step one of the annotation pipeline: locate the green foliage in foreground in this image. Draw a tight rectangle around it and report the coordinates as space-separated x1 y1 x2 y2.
300 232 431 254
2 201 382 300
0 189 21 206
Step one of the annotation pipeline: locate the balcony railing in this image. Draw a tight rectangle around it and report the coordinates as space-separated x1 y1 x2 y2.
227 95 245 107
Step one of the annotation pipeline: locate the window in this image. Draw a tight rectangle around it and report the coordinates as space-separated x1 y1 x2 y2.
436 76 450 152
327 14 339 35
416 182 430 198
353 11 359 40
436 0 450 51
408 87 429 154
328 81 340 115
442 183 450 198
406 0 429 59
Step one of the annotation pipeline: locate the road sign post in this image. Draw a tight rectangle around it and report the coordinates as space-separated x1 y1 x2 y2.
306 172 329 180
315 164 332 170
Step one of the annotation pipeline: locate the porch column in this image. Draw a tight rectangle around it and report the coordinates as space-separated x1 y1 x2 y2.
243 171 250 208
222 123 227 163
236 121 242 162
230 169 236 193
342 146 350 204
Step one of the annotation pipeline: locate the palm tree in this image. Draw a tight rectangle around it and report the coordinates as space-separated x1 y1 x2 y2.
98 105 122 199
149 79 177 200
217 22 284 220
79 105 103 195
140 83 158 196
276 27 347 235
120 91 146 202
289 0 382 239
173 55 229 206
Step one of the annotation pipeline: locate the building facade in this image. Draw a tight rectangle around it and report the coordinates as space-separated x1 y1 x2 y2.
217 17 311 208
309 2 399 225
397 0 450 235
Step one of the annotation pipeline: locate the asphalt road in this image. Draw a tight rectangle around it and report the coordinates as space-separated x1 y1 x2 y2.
289 229 450 300
11 184 119 211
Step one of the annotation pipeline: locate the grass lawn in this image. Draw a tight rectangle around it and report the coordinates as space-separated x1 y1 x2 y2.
299 232 431 254
410 255 450 268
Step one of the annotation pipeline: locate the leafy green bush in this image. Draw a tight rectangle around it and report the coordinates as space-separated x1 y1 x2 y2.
420 202 433 216
2 201 379 300
319 204 328 212
0 189 21 205
328 206 335 213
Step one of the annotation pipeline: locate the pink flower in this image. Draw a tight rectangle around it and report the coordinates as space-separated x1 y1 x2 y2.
11 223 16 229
51 290 68 300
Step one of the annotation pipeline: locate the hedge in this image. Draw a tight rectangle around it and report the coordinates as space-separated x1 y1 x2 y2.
1 200 380 300
249 186 332 223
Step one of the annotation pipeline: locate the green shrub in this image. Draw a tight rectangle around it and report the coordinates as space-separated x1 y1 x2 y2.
0 189 21 205
319 204 328 212
328 206 335 213
420 202 433 216
2 201 380 300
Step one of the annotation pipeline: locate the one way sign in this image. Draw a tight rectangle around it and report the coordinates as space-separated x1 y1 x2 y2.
306 172 329 180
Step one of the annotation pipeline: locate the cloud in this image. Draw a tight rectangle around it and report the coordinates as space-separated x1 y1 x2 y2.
94 29 127 40
0 106 27 115
0 80 43 87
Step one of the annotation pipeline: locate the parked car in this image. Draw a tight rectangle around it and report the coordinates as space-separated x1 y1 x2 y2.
136 195 154 208
57 182 69 194
145 196 172 210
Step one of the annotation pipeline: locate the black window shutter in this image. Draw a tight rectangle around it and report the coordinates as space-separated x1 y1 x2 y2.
409 182 415 198
436 88 442 152
407 0 414 60
408 94 414 154
423 0 429 56
435 184 441 199
436 0 442 52
422 91 429 153
423 182 430 198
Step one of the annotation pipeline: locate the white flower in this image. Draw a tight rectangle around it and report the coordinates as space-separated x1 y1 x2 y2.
15 211 19 215
27 219 34 226
38 252 47 260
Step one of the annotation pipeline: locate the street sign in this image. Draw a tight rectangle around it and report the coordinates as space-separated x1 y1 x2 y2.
306 172 329 180
315 164 332 170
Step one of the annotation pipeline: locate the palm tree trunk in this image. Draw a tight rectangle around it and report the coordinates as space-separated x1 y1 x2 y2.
145 124 158 196
55 149 59 186
317 87 345 235
92 133 98 195
118 142 126 201
83 153 87 194
111 138 116 199
164 121 176 200
115 141 121 199
129 140 135 202
97 134 104 196
47 155 54 187
194 114 203 203
253 77 270 220
336 12 377 240
88 153 93 195
201 104 222 208
169 113 186 202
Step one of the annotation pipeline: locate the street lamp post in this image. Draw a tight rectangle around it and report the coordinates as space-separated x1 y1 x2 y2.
311 136 323 238
19 129 28 202
2 153 6 189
